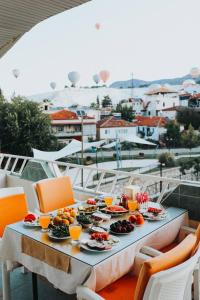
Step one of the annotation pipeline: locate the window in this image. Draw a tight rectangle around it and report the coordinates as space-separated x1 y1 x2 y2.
163 102 165 107
57 126 64 132
105 129 110 134
148 111 151 116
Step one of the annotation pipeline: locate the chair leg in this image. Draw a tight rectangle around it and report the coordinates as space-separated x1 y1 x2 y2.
2 261 11 300
193 267 200 300
32 273 38 300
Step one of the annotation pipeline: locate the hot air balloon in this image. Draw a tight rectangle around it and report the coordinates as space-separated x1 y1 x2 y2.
12 69 20 79
50 82 56 90
68 71 80 87
190 67 200 78
93 74 100 85
95 23 101 30
99 70 110 84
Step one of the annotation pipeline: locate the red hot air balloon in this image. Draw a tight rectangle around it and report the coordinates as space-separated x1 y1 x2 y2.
95 23 101 30
99 70 110 83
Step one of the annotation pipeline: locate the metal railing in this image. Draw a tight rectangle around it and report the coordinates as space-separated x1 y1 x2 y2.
0 153 199 201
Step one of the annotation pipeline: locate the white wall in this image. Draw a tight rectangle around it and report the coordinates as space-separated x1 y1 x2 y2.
100 126 137 139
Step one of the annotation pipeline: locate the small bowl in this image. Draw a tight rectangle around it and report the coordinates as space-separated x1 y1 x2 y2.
79 222 93 229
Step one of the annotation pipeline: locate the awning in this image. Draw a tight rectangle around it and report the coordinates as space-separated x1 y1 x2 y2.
102 136 156 149
32 139 105 161
0 0 90 58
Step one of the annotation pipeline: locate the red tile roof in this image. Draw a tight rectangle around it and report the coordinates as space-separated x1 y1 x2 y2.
145 86 177 95
49 110 78 120
134 116 167 127
97 117 136 128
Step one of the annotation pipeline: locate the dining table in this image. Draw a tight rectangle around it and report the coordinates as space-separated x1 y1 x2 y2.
0 206 188 300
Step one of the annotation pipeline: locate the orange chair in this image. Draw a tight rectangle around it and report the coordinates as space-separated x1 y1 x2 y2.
76 233 198 300
35 176 75 213
0 187 28 237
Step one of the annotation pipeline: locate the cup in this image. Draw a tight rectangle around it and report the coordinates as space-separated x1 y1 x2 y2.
104 196 113 206
128 200 138 212
39 214 51 232
69 224 82 245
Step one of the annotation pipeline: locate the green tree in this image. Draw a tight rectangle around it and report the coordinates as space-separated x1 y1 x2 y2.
96 96 100 109
180 124 200 153
115 103 134 122
101 95 112 108
0 96 58 156
158 152 175 167
176 108 200 130
164 121 181 148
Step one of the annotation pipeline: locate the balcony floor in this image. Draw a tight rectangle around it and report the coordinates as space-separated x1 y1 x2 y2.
0 266 76 300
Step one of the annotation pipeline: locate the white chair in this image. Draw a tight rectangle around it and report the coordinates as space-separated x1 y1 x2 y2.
76 247 200 300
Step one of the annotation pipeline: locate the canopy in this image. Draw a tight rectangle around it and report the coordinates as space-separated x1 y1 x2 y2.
33 139 105 161
0 0 90 58
102 136 156 149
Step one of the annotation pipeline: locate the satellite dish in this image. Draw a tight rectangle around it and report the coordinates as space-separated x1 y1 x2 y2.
93 74 100 85
68 71 80 87
99 70 110 84
50 82 56 90
12 69 20 79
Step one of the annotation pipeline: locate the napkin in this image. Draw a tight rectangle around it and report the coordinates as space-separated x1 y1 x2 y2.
21 235 70 272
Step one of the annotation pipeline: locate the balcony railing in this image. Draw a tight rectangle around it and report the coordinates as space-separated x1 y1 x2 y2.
0 153 199 204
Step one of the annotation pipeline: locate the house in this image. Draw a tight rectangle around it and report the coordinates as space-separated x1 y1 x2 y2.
49 109 96 142
134 116 167 141
144 86 179 117
97 116 137 140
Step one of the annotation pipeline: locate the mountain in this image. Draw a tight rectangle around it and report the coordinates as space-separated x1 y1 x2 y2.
110 74 200 89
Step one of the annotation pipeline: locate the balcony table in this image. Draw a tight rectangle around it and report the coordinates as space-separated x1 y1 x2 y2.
0 207 188 300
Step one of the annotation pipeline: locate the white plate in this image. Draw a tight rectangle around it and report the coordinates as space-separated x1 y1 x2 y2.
80 241 113 253
109 229 133 235
23 221 40 227
48 231 71 240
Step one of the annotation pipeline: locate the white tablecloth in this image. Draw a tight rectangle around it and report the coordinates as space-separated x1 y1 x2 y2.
0 212 187 294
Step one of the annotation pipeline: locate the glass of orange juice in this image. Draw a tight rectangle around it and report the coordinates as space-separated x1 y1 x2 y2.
39 214 51 232
69 224 82 245
104 195 113 206
128 200 138 212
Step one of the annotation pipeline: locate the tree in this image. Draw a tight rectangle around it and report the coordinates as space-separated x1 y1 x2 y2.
180 124 200 153
164 121 181 148
176 108 200 130
115 103 134 122
0 96 58 156
96 96 100 109
101 95 112 108
158 152 175 167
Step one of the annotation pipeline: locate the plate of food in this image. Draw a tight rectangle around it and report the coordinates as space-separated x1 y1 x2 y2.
76 215 93 228
142 205 167 221
48 224 70 240
89 226 108 234
80 239 113 252
102 205 128 215
110 220 134 235
78 205 97 214
90 232 120 246
23 214 40 227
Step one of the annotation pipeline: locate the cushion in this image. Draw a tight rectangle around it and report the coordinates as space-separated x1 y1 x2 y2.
0 193 28 237
36 176 74 213
134 233 197 300
98 273 138 300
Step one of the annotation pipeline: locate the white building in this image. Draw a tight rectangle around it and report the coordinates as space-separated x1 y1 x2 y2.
97 116 137 140
134 116 167 141
144 86 179 117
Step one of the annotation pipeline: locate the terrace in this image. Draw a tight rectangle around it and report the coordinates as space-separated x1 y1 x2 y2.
0 153 200 299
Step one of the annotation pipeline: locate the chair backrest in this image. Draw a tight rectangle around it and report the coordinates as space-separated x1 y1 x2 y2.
35 176 74 213
0 187 28 237
143 246 200 300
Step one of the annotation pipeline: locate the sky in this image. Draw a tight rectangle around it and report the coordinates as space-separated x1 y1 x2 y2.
0 0 200 98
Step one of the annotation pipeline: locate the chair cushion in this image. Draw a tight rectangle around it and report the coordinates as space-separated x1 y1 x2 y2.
0 193 28 237
35 176 74 213
98 273 138 300
134 233 197 300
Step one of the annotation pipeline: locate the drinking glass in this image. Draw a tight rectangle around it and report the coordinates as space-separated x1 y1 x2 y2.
69 224 82 245
128 200 138 212
39 214 51 232
104 196 113 206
